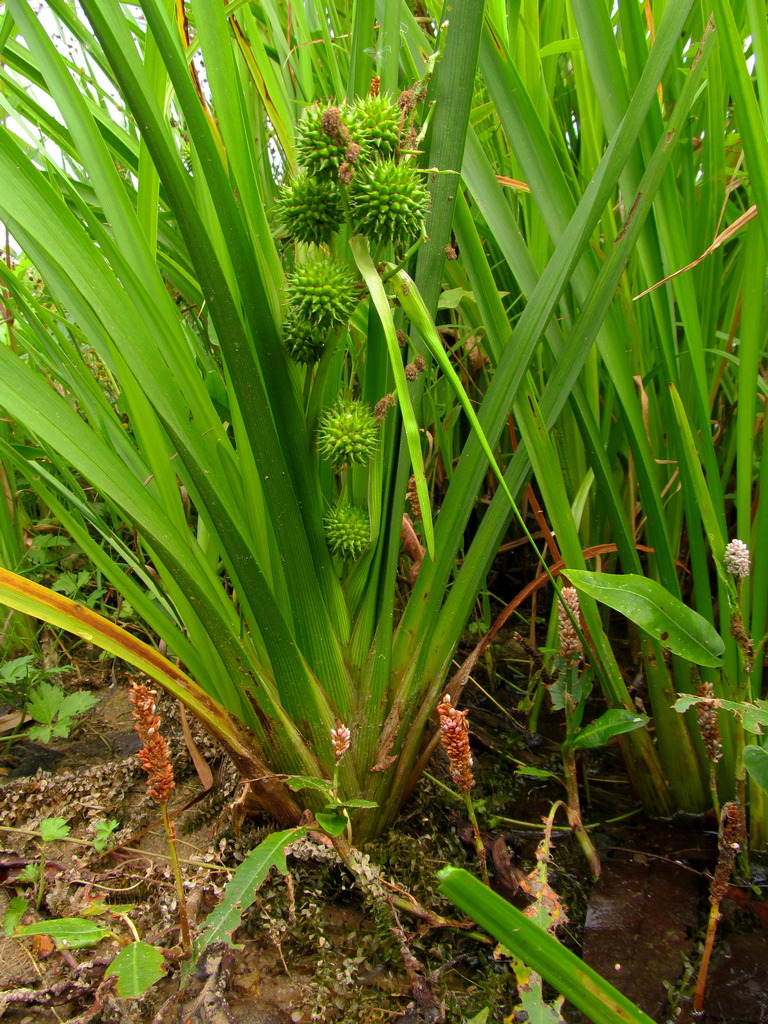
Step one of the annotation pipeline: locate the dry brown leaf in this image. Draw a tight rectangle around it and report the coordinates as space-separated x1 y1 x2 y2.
634 205 757 300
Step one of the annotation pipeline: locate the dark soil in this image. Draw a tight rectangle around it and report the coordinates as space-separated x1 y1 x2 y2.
0 641 766 1024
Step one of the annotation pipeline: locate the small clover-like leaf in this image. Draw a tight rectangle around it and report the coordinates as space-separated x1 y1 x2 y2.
58 690 100 719
92 819 120 853
3 897 28 937
39 817 70 843
26 681 65 726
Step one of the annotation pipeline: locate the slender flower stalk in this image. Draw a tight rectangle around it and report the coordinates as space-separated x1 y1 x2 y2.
725 538 754 675
694 802 744 1013
436 695 489 887
723 540 754 818
555 586 601 880
695 682 723 819
129 683 192 957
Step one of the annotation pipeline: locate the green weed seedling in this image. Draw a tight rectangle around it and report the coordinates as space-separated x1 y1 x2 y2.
91 818 121 853
13 915 166 998
283 774 377 841
3 816 165 999
24 679 99 744
52 568 134 623
523 584 649 879
16 816 70 910
0 655 73 753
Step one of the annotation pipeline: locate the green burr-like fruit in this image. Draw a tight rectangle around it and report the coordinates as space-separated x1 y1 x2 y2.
352 95 401 161
295 105 357 180
274 174 343 245
286 258 357 332
349 160 429 246
318 397 379 467
283 318 326 365
324 504 370 560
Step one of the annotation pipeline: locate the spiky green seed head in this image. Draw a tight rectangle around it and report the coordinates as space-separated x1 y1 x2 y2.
274 174 343 245
295 104 367 181
352 95 401 160
283 318 325 365
349 161 429 245
318 397 379 467
286 258 358 332
324 504 370 560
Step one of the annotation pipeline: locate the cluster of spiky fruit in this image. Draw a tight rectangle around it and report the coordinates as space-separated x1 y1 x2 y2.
277 92 428 364
281 257 358 364
276 93 427 249
282 318 323 365
323 504 370 560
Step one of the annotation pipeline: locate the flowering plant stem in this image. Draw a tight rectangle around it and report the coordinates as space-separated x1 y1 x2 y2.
130 682 192 958
161 803 192 958
693 803 744 1013
463 791 489 888
562 744 601 882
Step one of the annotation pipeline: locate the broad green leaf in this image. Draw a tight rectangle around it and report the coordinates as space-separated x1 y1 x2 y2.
15 918 112 949
437 287 475 310
17 865 40 885
314 811 348 837
57 690 100 719
741 708 768 736
437 868 655 1024
672 695 703 714
105 941 166 998
91 819 121 853
515 965 565 1024
744 746 768 796
566 570 724 667
465 1011 489 1024
549 674 590 714
571 710 649 751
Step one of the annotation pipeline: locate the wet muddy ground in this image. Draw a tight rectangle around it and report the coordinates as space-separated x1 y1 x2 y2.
0 646 766 1023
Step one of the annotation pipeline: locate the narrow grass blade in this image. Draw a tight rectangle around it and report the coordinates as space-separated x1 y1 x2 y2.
438 867 656 1024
